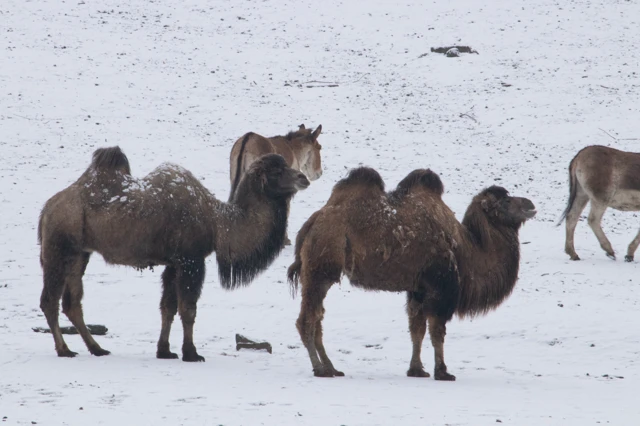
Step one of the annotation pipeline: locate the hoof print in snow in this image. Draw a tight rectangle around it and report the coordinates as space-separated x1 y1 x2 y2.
430 46 479 57
235 333 273 354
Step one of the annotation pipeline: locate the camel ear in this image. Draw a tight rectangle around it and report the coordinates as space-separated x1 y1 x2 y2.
311 125 322 140
481 199 490 212
299 124 306 130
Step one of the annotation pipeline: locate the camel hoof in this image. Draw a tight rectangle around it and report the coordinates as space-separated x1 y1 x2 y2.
625 255 634 262
331 369 345 377
157 350 179 360
434 371 456 381
182 353 205 362
57 349 78 358
313 367 336 378
569 255 580 261
407 367 431 378
284 238 292 246
606 253 616 260
90 347 111 357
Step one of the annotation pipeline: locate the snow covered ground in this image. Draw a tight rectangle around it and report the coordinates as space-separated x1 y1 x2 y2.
2 0 640 424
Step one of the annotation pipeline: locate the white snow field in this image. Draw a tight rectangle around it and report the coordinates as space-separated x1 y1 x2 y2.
2 0 640 424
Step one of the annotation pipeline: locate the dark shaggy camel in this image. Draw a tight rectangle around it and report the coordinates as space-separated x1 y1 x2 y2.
288 167 536 379
38 147 309 361
229 124 323 244
559 145 640 262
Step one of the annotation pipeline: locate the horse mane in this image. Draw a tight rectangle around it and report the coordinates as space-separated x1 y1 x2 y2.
284 128 313 141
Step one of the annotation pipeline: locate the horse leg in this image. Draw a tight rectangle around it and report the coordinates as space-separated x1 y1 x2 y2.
625 228 640 262
587 202 615 259
564 188 589 260
428 315 455 381
406 291 430 378
61 252 110 356
314 308 344 377
157 266 179 359
40 252 76 357
284 198 292 246
176 258 205 362
296 275 335 377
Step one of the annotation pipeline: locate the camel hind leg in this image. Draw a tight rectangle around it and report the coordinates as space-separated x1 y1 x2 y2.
175 258 206 362
40 250 76 357
296 267 339 377
314 311 344 376
61 252 110 356
157 266 179 359
406 291 430 378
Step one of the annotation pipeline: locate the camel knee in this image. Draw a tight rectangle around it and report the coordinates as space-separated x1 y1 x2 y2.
178 301 197 322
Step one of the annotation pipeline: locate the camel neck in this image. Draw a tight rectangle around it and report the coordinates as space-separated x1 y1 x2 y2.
455 224 521 318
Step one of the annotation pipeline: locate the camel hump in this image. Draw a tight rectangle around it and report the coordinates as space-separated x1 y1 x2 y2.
394 169 444 197
91 146 131 175
334 167 385 192
480 185 509 199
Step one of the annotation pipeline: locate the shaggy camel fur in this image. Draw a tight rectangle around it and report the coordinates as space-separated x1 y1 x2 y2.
560 145 640 261
288 167 536 379
229 124 323 244
38 147 309 361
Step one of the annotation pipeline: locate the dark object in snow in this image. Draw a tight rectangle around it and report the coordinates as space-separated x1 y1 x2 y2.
235 334 272 354
33 324 108 336
431 46 479 57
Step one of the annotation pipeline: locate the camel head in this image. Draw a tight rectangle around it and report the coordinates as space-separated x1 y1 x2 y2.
287 124 323 181
477 186 537 227
251 153 310 198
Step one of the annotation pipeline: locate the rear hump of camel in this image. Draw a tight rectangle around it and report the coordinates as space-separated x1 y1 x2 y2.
559 145 640 261
38 146 309 361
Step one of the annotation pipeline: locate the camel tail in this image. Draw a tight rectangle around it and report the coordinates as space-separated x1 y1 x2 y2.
287 211 320 297
557 153 580 226
229 133 254 202
91 146 131 175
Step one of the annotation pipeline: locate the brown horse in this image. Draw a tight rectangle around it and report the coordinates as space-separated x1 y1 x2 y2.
560 145 640 261
229 125 323 244
288 167 536 379
38 147 309 361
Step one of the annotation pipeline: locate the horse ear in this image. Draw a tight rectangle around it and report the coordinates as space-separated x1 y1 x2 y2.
311 125 322 139
299 124 306 130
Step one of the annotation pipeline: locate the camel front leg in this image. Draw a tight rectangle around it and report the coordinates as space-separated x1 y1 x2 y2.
428 316 455 381
157 266 179 359
406 291 430 377
40 255 76 358
62 252 110 356
176 258 206 362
